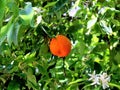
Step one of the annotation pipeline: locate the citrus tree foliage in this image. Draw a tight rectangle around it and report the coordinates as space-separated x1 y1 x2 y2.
0 0 120 90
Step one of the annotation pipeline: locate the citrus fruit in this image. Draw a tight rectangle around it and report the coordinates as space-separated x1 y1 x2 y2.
50 35 71 57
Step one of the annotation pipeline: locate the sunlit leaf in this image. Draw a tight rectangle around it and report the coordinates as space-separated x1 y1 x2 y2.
109 83 120 89
7 23 20 46
19 2 34 25
7 24 14 45
44 1 57 8
22 52 36 67
68 79 86 85
0 26 8 45
112 19 120 26
100 20 112 34
98 7 120 15
0 22 12 45
87 17 97 29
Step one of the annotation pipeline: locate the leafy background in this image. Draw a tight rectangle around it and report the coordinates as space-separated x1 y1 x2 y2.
0 0 120 90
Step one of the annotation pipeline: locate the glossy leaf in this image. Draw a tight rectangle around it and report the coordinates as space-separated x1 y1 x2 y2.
7 23 20 46
19 2 34 25
100 20 113 34
87 17 97 29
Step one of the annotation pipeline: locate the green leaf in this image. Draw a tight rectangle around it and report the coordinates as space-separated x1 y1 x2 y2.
12 23 20 45
112 19 120 26
0 19 13 46
19 2 34 25
39 42 49 56
0 42 10 56
0 23 12 46
26 68 39 90
74 41 87 56
7 0 19 17
93 43 108 52
98 7 120 15
0 0 6 28
52 0 68 11
68 21 83 33
109 83 120 89
114 51 120 64
6 24 14 46
7 23 20 46
87 17 97 29
81 84 91 90
0 26 8 45
23 52 36 64
68 79 86 85
7 80 20 90
100 20 112 34
44 1 57 8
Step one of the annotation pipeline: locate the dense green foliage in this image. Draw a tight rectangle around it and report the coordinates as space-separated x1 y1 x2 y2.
0 0 120 90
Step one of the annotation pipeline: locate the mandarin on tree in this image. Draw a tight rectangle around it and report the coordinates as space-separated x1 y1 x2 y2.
49 35 72 57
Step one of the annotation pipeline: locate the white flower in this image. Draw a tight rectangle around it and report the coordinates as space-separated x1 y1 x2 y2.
36 15 42 24
99 73 110 89
88 71 100 85
91 76 100 85
68 2 80 17
88 71 110 89
88 71 96 80
33 7 41 15
68 6 80 17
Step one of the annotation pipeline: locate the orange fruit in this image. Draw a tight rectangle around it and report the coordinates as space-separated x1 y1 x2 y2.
49 35 71 57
